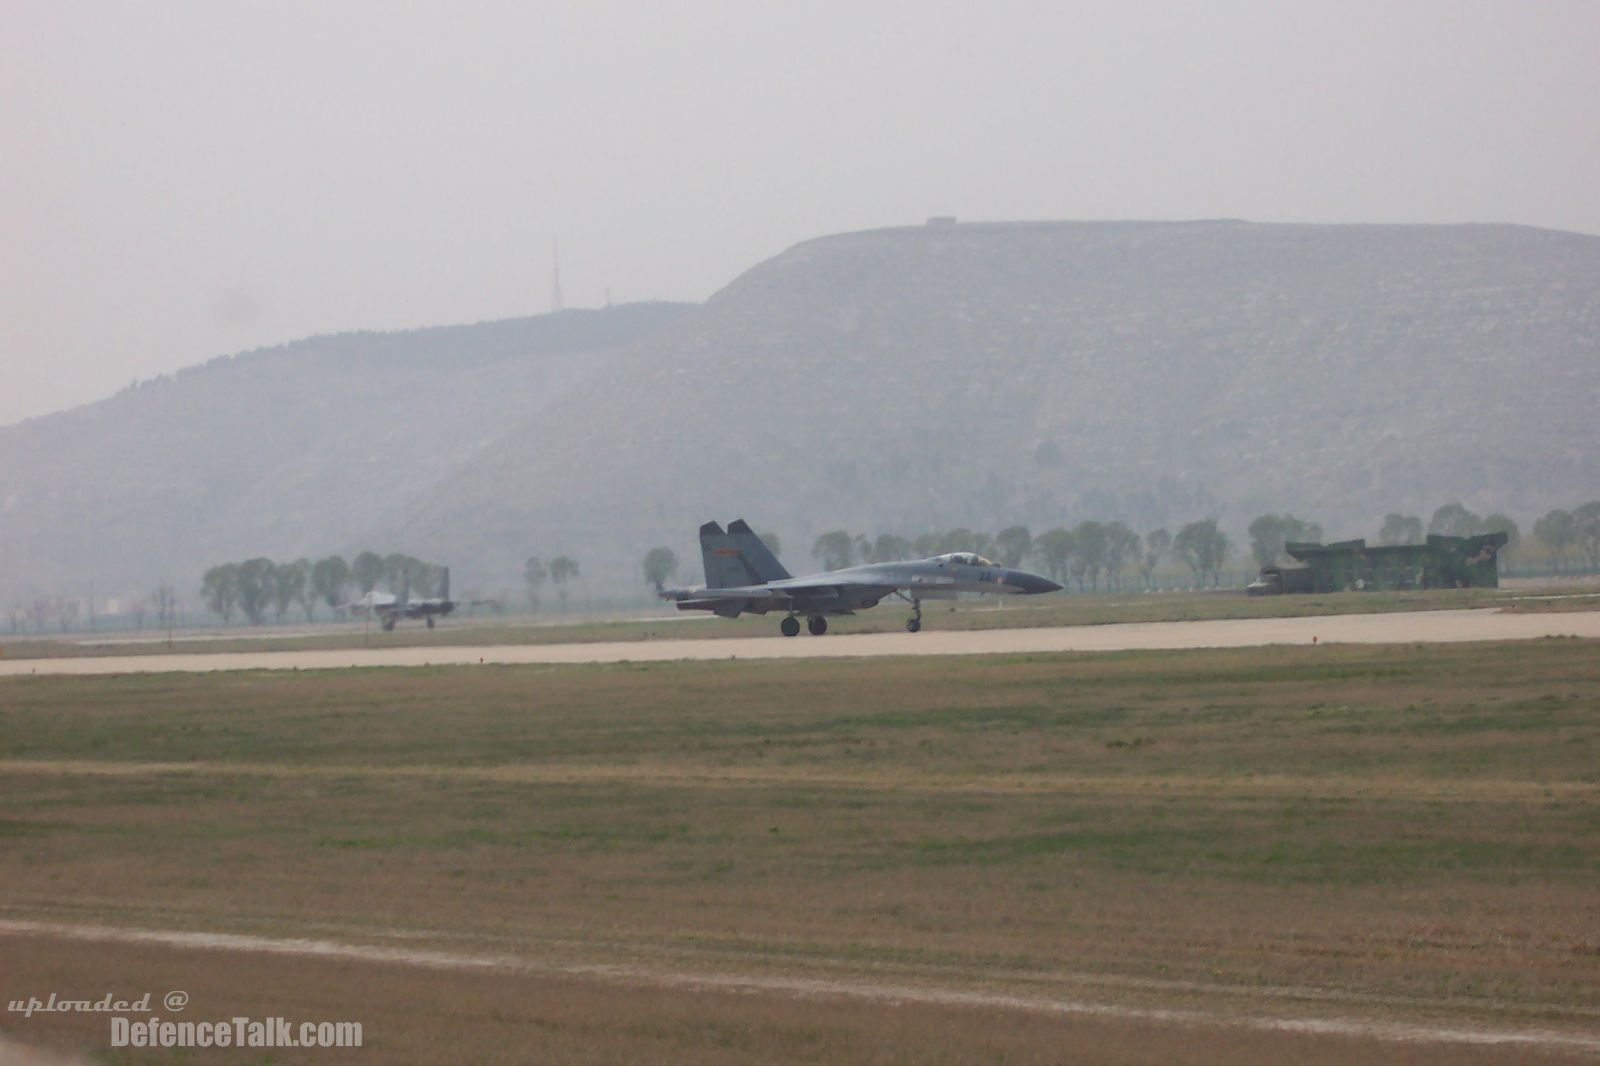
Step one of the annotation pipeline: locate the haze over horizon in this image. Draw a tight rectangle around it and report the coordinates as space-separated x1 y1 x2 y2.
4 0 1599 426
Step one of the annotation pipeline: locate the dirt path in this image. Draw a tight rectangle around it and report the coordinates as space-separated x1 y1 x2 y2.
3 608 1599 677
1 918 1594 1054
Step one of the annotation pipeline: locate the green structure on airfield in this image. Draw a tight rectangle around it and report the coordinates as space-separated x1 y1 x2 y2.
1248 531 1509 595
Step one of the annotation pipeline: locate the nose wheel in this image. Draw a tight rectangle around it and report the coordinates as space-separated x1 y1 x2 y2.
905 597 922 633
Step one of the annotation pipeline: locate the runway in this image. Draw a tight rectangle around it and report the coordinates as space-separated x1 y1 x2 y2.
3 608 1598 677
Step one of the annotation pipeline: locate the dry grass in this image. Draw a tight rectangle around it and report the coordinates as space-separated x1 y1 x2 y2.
1 641 1598 1061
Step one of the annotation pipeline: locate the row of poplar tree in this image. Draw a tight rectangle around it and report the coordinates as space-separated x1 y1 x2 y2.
199 552 445 624
638 500 1600 592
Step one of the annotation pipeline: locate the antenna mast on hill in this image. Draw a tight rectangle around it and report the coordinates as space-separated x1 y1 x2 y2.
550 238 564 313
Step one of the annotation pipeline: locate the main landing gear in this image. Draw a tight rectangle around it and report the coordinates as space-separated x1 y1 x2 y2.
779 615 829 637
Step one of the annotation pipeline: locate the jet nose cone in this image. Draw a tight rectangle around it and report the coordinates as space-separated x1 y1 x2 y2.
1006 569 1063 594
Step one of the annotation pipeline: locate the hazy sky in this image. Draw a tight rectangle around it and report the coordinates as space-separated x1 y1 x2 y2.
3 0 1598 425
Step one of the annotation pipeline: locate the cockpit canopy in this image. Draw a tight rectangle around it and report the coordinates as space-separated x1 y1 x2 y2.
935 552 995 567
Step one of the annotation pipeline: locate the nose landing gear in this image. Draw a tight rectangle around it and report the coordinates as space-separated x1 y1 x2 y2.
905 597 922 633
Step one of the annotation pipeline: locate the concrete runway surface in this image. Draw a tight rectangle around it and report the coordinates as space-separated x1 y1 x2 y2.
2 608 1598 677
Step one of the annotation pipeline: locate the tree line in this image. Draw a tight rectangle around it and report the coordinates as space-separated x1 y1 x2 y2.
523 555 581 610
809 522 1236 589
1529 501 1600 573
9 595 86 634
199 552 445 624
636 499 1600 596
639 521 1234 591
8 583 180 635
1367 501 1600 575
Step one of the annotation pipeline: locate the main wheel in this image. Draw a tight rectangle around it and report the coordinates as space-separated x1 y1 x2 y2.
780 616 801 637
382 617 397 632
807 615 828 636
425 616 435 629
905 617 921 633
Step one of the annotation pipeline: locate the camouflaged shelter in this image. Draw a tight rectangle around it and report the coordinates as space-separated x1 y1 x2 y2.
1250 532 1508 594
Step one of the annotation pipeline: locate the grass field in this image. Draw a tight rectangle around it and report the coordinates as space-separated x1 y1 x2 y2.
2 640 1598 1062
8 584 1596 661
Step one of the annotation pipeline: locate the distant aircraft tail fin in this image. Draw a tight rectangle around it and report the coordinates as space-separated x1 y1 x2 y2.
397 569 410 608
726 519 791 582
439 566 450 601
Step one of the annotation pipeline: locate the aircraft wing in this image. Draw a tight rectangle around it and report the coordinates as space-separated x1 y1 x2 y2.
671 582 863 602
662 585 781 601
662 570 930 614
771 572 963 604
769 573 933 595
668 571 942 601
764 576 910 607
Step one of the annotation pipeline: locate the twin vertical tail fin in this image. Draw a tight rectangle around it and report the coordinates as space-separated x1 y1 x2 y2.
699 522 746 589
699 519 791 588
726 519 790 582
439 566 450 602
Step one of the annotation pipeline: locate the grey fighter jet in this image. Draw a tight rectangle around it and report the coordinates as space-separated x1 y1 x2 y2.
660 520 1063 636
346 567 456 630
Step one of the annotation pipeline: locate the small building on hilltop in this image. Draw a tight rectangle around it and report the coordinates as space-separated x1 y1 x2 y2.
1247 532 1508 594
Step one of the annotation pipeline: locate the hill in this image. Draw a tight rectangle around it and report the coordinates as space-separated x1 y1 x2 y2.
0 303 690 602
395 220 1600 589
7 220 1599 608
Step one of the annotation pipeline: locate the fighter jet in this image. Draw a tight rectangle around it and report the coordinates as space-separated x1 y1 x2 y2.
659 520 1062 636
345 568 456 630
